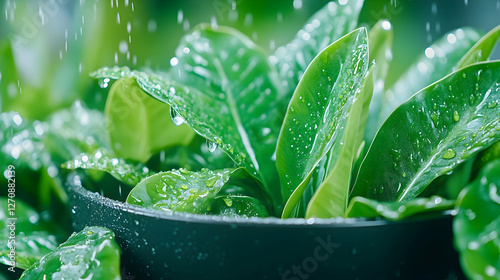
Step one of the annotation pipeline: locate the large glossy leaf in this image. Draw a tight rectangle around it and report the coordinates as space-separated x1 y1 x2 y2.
271 0 364 97
127 167 270 216
454 159 500 280
378 28 483 129
346 196 454 220
0 198 62 270
62 149 154 186
20 226 121 280
277 28 369 218
92 24 284 209
352 61 500 202
105 77 194 162
363 20 393 143
305 67 373 218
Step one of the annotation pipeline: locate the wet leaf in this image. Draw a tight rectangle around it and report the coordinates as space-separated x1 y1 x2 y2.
92 24 285 209
454 159 500 280
105 77 194 162
0 198 62 270
62 149 153 186
277 28 369 218
352 61 500 202
378 28 483 130
209 196 269 218
127 167 268 216
272 0 364 98
305 67 373 218
346 196 454 220
20 226 121 280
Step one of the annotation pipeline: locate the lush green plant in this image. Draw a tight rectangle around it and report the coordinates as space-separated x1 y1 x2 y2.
1 0 500 278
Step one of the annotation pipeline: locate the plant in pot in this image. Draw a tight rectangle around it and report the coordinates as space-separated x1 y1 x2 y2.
1 0 500 279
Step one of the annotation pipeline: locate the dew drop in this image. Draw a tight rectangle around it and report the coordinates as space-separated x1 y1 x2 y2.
223 197 233 207
170 107 185 126
442 148 456 159
488 101 498 108
207 140 218 153
453 111 460 122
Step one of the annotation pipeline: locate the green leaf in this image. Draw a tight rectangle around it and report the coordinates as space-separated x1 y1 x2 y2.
454 159 500 280
62 149 153 186
305 67 373 218
127 167 269 216
126 167 231 213
363 20 394 143
346 196 454 220
105 77 194 162
277 28 369 218
272 0 364 97
209 196 269 218
92 24 285 209
379 28 483 129
352 61 500 202
0 198 62 270
20 226 121 280
457 25 500 69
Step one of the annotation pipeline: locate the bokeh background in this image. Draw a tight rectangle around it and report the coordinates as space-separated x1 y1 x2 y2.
1 0 499 121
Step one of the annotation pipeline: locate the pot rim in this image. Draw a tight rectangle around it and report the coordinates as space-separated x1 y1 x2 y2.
67 172 453 228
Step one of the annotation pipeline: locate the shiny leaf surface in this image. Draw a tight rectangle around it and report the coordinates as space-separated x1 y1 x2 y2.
0 198 61 270
454 160 500 280
20 226 121 280
62 149 153 186
352 61 500 202
277 28 368 217
379 28 483 128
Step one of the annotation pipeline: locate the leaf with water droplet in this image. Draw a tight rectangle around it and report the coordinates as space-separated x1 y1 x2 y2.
376 28 484 137
0 198 65 270
272 0 363 100
277 28 369 218
62 149 153 186
127 167 270 216
352 61 500 202
454 159 500 280
105 77 194 162
19 226 121 280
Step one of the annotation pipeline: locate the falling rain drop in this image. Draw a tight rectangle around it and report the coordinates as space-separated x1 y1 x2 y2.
170 107 185 126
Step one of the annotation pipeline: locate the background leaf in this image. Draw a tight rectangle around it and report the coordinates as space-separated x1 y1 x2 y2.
277 28 368 217
454 159 500 280
272 0 364 99
20 226 121 280
457 25 500 69
376 28 483 134
352 61 500 202
105 77 194 162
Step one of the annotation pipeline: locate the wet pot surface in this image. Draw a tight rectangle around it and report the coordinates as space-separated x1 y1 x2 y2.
67 173 464 280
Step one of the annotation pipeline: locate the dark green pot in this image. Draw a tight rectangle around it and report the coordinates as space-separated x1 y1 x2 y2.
66 172 464 280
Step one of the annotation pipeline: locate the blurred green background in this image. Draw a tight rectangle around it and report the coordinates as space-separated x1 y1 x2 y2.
1 0 499 121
